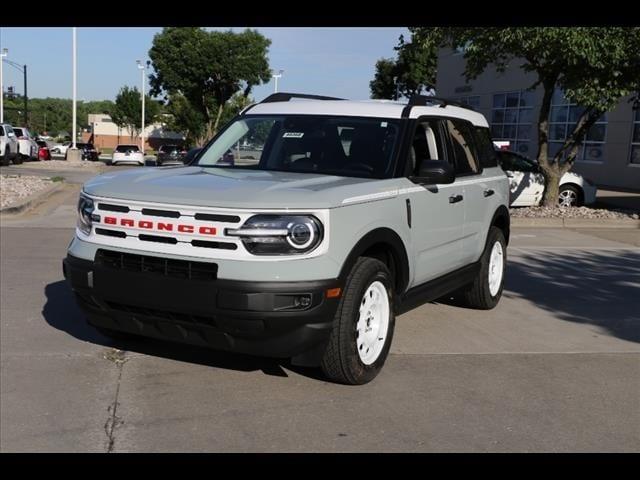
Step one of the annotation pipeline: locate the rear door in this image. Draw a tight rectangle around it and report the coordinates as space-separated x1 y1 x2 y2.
405 117 466 286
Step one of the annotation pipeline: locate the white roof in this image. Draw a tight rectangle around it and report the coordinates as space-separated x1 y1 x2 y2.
247 99 489 127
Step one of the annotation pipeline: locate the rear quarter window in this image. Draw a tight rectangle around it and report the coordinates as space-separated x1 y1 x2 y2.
474 127 499 168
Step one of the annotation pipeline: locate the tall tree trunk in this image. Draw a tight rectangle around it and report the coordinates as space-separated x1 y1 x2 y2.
536 75 560 207
212 103 225 137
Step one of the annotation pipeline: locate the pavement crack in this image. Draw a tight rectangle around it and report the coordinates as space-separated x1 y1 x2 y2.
103 348 128 453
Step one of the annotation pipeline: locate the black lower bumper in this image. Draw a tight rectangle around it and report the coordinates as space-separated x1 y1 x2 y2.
63 252 341 365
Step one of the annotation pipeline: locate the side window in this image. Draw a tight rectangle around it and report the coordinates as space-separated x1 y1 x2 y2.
405 119 447 176
443 119 480 175
0 126 4 136
473 127 499 168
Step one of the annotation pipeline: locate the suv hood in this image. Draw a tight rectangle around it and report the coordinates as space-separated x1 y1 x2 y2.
83 166 395 209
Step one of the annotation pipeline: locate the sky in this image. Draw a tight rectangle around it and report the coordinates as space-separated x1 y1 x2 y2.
0 27 409 103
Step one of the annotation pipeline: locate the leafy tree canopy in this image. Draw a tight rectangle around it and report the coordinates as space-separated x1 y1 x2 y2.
110 85 161 139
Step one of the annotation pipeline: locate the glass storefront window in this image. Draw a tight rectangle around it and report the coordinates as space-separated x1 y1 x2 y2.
491 90 533 153
631 109 640 165
548 88 607 163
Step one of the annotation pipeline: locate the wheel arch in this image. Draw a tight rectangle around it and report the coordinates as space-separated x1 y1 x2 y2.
338 227 410 295
490 205 511 245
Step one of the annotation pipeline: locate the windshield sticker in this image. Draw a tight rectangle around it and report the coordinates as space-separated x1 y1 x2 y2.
283 132 304 138
380 122 388 128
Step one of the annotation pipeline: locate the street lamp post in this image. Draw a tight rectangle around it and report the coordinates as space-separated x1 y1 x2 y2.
0 48 8 123
72 27 77 150
136 60 147 154
272 69 284 93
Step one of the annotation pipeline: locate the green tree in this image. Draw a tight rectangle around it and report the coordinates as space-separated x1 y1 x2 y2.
164 93 206 147
370 29 440 100
148 27 271 145
111 86 161 140
412 27 640 206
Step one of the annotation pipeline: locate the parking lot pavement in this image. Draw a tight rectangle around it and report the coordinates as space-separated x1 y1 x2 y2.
1 199 638 451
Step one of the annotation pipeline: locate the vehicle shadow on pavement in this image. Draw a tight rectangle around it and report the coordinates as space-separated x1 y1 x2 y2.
441 250 640 344
42 280 317 379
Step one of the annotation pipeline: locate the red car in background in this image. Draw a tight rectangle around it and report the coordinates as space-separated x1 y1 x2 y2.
36 140 52 160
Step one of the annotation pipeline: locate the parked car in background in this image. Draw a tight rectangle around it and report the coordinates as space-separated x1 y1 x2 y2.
182 147 202 165
111 144 144 166
156 144 187 166
0 123 20 165
65 142 100 161
496 149 597 208
36 140 52 161
12 127 39 161
51 141 71 155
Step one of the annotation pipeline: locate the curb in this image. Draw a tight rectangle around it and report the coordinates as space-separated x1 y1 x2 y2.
0 182 65 215
512 217 640 229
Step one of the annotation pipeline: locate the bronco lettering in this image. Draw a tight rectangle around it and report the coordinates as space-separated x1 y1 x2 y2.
102 216 217 235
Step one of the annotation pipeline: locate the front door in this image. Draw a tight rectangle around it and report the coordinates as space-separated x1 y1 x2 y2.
405 118 466 286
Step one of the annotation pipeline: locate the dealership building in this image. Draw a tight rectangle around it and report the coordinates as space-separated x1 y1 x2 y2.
81 114 184 151
435 48 640 191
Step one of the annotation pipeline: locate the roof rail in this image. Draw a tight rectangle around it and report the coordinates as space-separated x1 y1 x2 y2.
408 94 470 109
260 92 345 103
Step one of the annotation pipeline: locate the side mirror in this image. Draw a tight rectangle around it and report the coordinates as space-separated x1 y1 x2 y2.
411 160 455 185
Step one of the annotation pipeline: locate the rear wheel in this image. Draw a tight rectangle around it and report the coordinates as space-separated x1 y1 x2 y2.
558 185 582 207
457 226 506 310
11 153 23 165
320 257 395 385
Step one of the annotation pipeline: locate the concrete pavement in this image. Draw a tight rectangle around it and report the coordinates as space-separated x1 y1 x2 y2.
1 190 638 452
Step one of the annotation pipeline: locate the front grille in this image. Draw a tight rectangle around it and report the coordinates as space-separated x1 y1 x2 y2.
98 203 130 213
194 213 241 223
95 249 218 281
96 228 127 238
138 234 178 244
106 300 217 326
141 208 180 218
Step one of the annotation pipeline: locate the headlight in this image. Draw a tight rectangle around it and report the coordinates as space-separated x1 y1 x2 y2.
226 215 323 255
77 193 98 235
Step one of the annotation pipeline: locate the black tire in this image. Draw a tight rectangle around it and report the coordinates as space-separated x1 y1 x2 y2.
457 226 506 310
94 326 141 342
320 257 396 385
11 153 23 165
1 148 9 166
558 185 582 207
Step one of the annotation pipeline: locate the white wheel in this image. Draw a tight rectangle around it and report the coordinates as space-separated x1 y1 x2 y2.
356 280 390 365
487 241 504 297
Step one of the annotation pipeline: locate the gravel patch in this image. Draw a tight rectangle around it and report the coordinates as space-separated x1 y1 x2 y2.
13 160 105 170
0 175 55 209
510 206 639 220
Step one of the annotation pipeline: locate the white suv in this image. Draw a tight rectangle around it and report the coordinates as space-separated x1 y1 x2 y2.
12 127 39 162
0 123 20 166
64 93 510 384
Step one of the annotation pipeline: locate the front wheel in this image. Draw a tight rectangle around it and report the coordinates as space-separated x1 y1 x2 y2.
457 226 506 310
320 257 395 385
11 153 23 165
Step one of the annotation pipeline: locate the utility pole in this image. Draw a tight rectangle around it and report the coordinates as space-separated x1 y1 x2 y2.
23 64 27 125
136 60 147 154
0 48 7 123
72 27 77 149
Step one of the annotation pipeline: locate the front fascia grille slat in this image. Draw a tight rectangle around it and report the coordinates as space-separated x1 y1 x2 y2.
95 249 217 281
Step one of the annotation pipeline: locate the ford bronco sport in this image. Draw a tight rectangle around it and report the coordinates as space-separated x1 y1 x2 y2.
63 93 510 385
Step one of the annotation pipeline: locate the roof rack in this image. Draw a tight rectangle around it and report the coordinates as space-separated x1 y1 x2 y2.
260 92 345 103
408 94 470 109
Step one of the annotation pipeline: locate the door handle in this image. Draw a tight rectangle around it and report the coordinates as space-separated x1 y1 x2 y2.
483 189 495 198
449 194 464 204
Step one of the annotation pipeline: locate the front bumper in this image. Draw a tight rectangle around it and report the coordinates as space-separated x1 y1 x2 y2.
63 251 341 365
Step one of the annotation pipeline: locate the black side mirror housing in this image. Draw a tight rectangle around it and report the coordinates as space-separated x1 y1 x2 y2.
410 160 455 185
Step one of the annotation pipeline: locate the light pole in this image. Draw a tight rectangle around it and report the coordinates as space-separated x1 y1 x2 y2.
136 60 148 154
272 69 284 93
72 27 77 150
3 57 29 125
0 48 7 123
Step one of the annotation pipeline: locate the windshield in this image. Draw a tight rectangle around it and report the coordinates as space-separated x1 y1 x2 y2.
196 115 401 179
115 145 139 152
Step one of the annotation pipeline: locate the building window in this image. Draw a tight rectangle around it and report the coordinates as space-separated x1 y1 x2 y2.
455 95 480 110
631 109 640 165
548 89 608 163
491 90 534 155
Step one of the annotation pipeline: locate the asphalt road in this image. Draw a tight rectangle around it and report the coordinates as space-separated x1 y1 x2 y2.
1 185 639 452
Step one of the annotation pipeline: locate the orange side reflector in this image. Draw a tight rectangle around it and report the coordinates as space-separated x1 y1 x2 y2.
326 287 342 299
